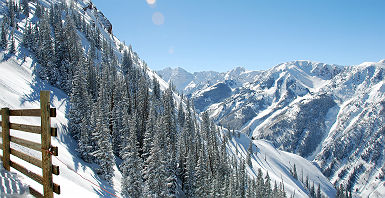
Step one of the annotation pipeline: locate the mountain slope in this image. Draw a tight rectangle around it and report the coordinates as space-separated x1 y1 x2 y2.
170 60 385 197
0 54 122 197
224 131 336 197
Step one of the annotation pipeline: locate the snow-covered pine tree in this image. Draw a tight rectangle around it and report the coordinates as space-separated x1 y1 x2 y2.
142 104 156 163
0 19 8 49
317 183 322 198
120 118 143 198
137 75 150 152
194 150 209 198
143 117 168 197
9 30 15 54
21 0 29 17
265 171 272 196
37 13 56 83
91 99 115 182
68 56 88 139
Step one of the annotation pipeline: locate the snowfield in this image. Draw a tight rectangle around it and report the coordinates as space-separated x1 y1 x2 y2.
224 131 336 198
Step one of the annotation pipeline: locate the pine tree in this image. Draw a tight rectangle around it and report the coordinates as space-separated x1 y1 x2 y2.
142 105 155 163
143 118 168 197
265 171 272 196
247 140 253 167
120 121 143 198
310 182 315 198
77 99 95 163
22 22 32 50
194 150 209 198
9 30 16 54
37 13 55 83
68 57 88 139
293 164 298 180
256 168 265 197
35 0 42 18
317 183 322 198
0 20 8 49
136 75 150 152
177 98 185 128
21 0 29 17
91 100 115 182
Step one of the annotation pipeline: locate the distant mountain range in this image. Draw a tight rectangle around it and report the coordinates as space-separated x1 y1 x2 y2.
157 59 385 197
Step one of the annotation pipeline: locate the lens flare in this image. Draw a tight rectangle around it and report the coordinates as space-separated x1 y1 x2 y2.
152 12 165 26
168 47 174 55
146 0 156 5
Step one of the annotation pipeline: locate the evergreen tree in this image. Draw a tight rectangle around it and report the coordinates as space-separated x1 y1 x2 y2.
21 0 29 17
317 183 322 198
37 14 55 83
143 118 168 197
1 20 8 49
68 57 88 139
310 182 315 198
120 121 143 198
91 100 115 182
177 98 185 128
265 171 272 196
22 22 32 50
247 140 253 167
293 164 298 180
9 30 16 54
194 150 209 198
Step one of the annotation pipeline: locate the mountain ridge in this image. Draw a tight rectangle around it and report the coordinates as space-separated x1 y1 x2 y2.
158 59 385 197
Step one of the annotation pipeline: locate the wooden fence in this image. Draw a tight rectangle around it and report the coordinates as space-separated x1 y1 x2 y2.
0 91 60 198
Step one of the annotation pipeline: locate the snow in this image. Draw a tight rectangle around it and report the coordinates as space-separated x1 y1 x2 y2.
0 54 122 197
223 131 336 197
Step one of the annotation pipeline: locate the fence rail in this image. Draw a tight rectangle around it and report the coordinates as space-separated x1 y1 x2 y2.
1 91 60 198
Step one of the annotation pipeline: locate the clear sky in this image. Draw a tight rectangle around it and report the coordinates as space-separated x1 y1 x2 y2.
92 0 385 72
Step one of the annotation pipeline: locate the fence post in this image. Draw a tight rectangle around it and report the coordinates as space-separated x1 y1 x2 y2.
41 91 53 198
1 108 10 171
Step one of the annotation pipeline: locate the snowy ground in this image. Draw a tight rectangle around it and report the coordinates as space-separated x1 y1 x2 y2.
223 129 336 198
0 53 122 197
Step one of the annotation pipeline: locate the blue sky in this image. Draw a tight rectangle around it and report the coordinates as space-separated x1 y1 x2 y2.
92 0 385 72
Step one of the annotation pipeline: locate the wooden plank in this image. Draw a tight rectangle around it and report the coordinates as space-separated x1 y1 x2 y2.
10 148 41 168
10 136 41 152
41 91 54 198
10 161 60 194
52 165 60 176
50 108 56 118
29 187 43 198
11 160 43 184
2 108 10 171
10 123 40 134
9 109 40 117
51 128 57 137
8 108 56 117
10 148 59 175
9 123 57 137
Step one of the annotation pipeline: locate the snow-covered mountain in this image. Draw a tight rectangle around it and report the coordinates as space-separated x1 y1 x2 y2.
0 0 338 197
162 60 385 197
157 66 261 97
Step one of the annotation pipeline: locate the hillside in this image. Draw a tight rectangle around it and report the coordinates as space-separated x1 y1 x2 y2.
0 53 123 197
